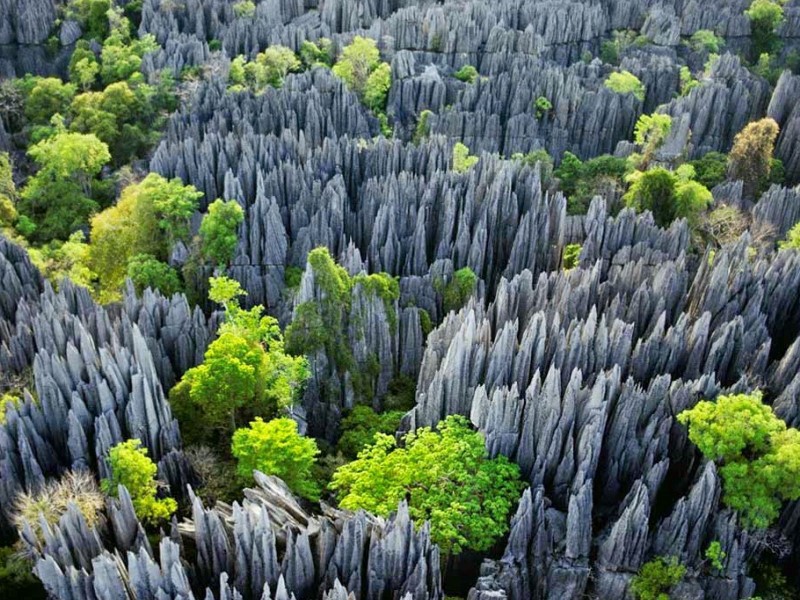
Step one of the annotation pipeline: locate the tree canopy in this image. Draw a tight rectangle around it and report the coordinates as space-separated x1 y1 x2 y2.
171 276 308 444
19 128 110 242
231 417 321 500
330 415 524 556
199 199 244 267
101 439 177 523
678 392 800 528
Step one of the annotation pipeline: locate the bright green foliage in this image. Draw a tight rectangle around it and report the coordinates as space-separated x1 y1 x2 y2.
145 173 201 245
284 266 303 289
199 199 244 266
512 149 554 184
69 80 153 165
24 78 76 124
232 0 255 17
624 168 678 227
209 275 247 308
562 243 581 270
0 394 21 425
705 541 726 571
0 153 17 228
690 151 728 189
680 66 700 96
438 266 478 313
28 232 97 291
413 109 433 144
299 38 333 68
556 152 630 215
285 247 351 358
690 29 724 53
338 406 405 458
66 0 111 40
102 439 177 523
675 179 713 221
173 278 308 442
634 113 672 166
679 392 800 528
631 556 686 600
20 129 110 242
126 254 182 296
419 308 433 336
332 36 381 98
605 70 645 101
535 96 552 118
728 118 779 198
454 65 478 83
780 221 800 250
746 0 784 59
231 417 321 499
452 142 478 173
69 45 101 91
239 46 301 90
624 168 711 228
364 62 391 112
283 248 398 403
100 8 158 84
330 415 524 556
89 174 200 298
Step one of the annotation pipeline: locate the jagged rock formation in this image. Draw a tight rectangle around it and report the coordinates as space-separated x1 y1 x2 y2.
27 473 442 600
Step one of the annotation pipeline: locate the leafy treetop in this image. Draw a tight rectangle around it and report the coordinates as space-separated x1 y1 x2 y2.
101 439 177 523
330 414 525 556
678 392 800 528
231 417 321 500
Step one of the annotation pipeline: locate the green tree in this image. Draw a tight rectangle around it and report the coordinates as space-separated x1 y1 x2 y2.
231 417 320 499
562 243 581 270
243 46 301 90
454 65 478 83
364 62 391 112
437 266 478 313
66 0 111 40
605 70 645 101
24 78 76 124
126 254 182 296
232 0 255 17
332 36 381 98
101 439 177 523
330 415 524 556
728 118 779 198
337 406 404 458
68 42 100 90
746 0 784 59
199 199 244 266
99 8 158 84
452 142 478 173
28 231 97 291
780 222 800 250
89 174 200 298
624 168 678 227
172 278 308 442
631 556 686 600
0 153 17 228
535 96 552 119
299 38 333 68
678 392 800 528
705 541 726 571
19 128 110 241
690 151 728 189
690 30 724 53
